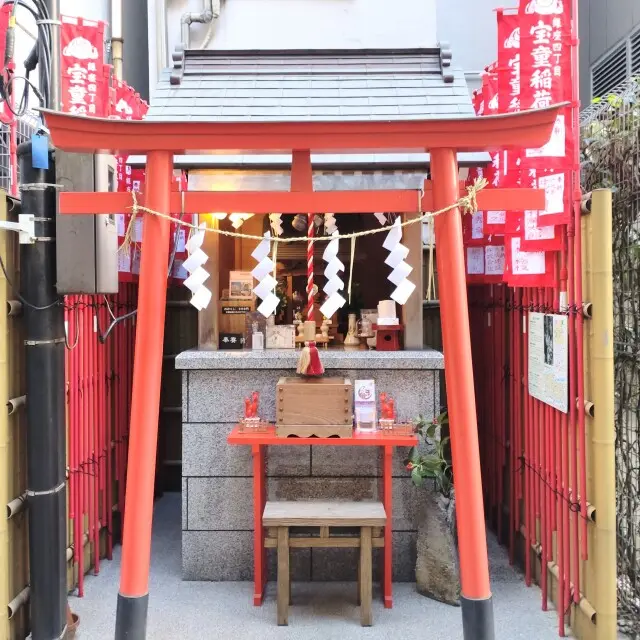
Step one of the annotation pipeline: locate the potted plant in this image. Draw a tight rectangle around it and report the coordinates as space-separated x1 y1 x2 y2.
405 411 460 606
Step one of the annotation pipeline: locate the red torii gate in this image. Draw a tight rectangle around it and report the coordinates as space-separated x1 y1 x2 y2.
43 103 564 640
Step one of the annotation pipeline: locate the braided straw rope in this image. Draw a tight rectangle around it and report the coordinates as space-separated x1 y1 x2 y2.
119 178 487 255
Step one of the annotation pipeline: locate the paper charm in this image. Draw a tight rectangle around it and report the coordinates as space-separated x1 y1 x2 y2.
184 224 212 310
374 213 388 226
252 232 279 318
269 213 283 237
324 213 337 234
383 218 416 306
320 229 347 319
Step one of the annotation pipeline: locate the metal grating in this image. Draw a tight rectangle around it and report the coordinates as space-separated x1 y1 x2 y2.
591 42 628 100
632 27 640 75
0 112 39 193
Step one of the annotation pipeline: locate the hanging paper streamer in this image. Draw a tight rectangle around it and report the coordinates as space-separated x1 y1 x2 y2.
183 223 212 310
324 212 337 234
269 213 283 237
383 218 416 305
251 232 279 317
374 212 388 226
320 230 346 319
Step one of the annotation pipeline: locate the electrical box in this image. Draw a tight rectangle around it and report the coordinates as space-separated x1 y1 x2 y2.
55 151 119 294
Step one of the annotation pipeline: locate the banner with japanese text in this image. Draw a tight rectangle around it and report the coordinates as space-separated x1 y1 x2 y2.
60 15 108 117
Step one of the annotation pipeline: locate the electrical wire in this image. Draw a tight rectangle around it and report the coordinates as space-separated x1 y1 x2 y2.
96 216 187 343
0 252 61 310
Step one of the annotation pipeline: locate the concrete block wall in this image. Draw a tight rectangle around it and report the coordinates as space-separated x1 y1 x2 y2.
180 363 441 583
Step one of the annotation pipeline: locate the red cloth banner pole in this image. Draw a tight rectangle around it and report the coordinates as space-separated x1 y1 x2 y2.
115 150 174 639
430 150 494 640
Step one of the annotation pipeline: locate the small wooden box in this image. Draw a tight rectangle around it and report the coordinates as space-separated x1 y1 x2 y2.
276 377 353 437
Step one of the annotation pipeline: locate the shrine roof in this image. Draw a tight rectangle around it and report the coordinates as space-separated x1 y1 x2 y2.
146 47 476 123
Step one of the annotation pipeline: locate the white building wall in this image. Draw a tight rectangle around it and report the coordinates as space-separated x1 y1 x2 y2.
155 0 512 96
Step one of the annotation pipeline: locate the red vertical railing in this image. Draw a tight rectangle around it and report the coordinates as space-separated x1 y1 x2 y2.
64 286 137 595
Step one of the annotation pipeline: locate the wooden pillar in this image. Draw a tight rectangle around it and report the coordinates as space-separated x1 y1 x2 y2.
115 150 174 639
429 150 494 640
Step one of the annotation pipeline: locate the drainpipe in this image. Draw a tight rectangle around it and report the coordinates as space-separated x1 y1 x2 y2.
180 0 220 49
111 0 123 81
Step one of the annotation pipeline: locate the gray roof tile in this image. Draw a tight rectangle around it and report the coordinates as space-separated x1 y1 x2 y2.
147 48 475 123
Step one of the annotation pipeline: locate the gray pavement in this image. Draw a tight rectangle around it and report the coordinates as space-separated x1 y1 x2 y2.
70 493 564 639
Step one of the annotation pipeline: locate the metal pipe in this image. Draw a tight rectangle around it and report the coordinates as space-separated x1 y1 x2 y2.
7 492 27 519
588 189 617 639
18 142 67 640
45 0 61 110
7 394 26 415
180 0 220 49
7 586 30 620
7 299 22 316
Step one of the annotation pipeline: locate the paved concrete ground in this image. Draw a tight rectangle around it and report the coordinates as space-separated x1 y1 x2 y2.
71 493 563 639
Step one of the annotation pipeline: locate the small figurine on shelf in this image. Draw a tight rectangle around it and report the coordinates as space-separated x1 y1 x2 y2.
242 391 261 430
379 392 396 432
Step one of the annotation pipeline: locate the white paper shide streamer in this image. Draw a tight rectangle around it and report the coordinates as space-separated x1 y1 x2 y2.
319 228 346 319
269 213 283 237
383 218 416 305
252 232 279 318
183 223 212 310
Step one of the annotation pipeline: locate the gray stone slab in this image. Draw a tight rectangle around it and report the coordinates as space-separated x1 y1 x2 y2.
268 477 378 502
183 423 252 477
182 530 253 581
182 478 187 530
188 369 289 422
187 368 438 423
393 531 418 582
182 371 188 418
267 548 312 582
267 445 311 477
311 446 381 477
187 477 254 530
392 478 425 531
309 532 416 582
176 348 444 370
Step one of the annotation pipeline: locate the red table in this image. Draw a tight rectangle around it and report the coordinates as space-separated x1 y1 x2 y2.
227 425 418 609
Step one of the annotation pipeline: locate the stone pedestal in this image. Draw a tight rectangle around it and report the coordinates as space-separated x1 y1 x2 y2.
176 349 444 582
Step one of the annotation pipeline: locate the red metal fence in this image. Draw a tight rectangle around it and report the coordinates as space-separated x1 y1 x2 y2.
64 285 137 594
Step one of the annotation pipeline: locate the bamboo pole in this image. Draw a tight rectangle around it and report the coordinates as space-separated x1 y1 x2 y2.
587 189 617 640
0 190 11 640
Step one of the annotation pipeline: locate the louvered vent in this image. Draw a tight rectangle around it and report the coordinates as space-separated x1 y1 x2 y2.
631 28 640 75
592 43 628 99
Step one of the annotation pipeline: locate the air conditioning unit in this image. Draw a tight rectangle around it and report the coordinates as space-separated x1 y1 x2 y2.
55 151 119 294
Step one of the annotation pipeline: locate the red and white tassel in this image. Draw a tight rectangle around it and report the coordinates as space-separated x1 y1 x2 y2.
297 213 324 376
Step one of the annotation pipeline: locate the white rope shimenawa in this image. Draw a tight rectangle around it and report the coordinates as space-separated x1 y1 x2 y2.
122 178 487 312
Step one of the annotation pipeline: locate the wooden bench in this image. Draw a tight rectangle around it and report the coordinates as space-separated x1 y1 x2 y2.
262 500 387 626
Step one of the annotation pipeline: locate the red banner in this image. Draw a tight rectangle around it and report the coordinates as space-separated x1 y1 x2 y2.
60 15 108 117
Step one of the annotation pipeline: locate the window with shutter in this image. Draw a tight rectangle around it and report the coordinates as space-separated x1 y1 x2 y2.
591 43 628 99
631 27 640 75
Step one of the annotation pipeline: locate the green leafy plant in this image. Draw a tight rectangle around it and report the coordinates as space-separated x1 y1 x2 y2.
405 411 452 497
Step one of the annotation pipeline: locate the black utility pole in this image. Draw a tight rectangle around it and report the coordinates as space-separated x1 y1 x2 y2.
19 144 67 639
20 0 67 637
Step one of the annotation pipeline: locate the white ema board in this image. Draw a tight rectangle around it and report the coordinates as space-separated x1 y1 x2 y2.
528 312 568 413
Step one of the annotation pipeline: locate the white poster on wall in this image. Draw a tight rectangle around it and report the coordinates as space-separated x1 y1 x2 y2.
528 312 568 413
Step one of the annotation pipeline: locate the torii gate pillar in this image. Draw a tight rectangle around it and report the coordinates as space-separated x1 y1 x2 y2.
115 150 174 639
431 148 494 638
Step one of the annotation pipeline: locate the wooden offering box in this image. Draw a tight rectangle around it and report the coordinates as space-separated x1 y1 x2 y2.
276 377 353 437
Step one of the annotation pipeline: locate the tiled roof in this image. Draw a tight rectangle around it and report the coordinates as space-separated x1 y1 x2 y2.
146 47 476 123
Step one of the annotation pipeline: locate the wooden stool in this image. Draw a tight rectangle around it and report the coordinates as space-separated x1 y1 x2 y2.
263 500 386 626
